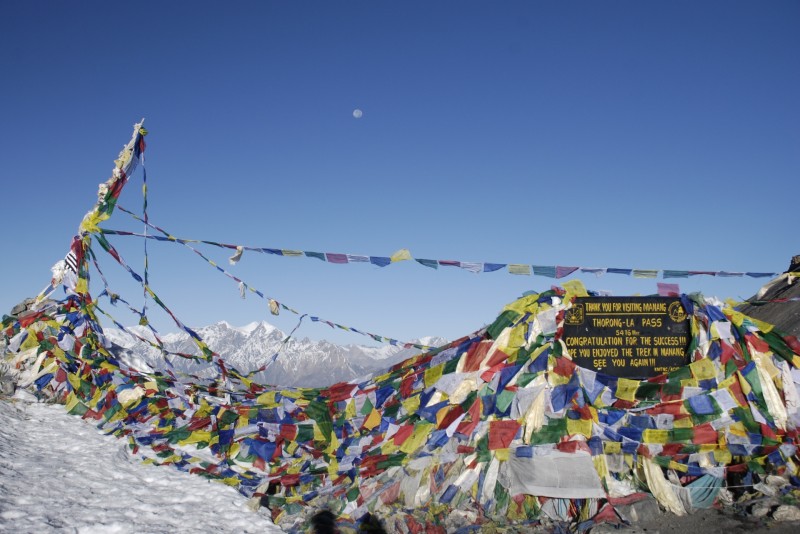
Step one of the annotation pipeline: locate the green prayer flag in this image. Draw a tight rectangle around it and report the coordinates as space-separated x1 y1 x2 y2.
306 400 333 442
487 310 520 340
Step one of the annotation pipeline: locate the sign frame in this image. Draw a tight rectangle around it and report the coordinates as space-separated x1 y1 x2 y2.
561 296 690 378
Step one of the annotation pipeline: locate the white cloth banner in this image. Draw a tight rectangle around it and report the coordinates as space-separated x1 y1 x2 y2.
503 451 605 498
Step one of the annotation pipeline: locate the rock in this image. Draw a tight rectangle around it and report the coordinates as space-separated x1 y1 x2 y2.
0 375 15 396
772 504 800 522
616 496 662 524
750 501 773 518
444 509 478 531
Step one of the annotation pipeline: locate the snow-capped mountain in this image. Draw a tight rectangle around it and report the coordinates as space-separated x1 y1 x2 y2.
103 321 447 387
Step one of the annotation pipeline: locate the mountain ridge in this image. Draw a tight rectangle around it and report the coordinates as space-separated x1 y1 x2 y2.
103 320 447 387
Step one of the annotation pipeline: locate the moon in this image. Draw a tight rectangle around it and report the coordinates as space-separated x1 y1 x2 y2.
352 109 363 119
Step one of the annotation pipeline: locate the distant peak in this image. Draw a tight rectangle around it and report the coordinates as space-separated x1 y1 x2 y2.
240 321 264 334
235 320 280 336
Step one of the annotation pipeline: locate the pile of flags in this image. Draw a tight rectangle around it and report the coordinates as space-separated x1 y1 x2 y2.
4 279 800 531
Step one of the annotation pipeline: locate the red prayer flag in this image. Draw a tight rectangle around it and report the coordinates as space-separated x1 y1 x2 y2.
456 398 483 436
745 333 770 354
325 253 348 264
553 355 577 377
488 420 521 450
657 282 680 297
462 341 492 372
392 424 415 446
692 423 718 444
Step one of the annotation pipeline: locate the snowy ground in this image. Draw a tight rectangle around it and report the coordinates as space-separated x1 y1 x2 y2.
0 397 282 533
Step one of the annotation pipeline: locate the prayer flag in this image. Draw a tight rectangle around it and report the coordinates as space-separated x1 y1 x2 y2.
663 270 689 278
325 253 348 264
658 283 680 297
460 262 482 273
390 248 412 262
508 264 531 276
369 256 391 267
484 263 506 272
555 266 578 279
532 265 556 278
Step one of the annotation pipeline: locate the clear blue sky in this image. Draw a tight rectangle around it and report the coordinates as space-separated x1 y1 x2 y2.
1 1 798 346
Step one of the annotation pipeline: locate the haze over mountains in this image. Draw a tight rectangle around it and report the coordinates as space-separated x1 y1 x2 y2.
104 321 447 387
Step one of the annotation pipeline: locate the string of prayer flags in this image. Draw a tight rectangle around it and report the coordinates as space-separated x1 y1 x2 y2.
101 224 780 283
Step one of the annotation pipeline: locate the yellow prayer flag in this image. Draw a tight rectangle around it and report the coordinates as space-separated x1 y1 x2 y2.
345 399 356 420
593 455 610 479
179 430 212 445
563 279 589 300
750 317 774 334
65 392 81 413
390 248 412 262
424 363 444 388
680 378 699 389
690 358 716 380
494 448 510 462
79 210 106 234
52 347 66 362
508 264 532 276
615 378 639 402
313 423 325 441
324 432 340 455
99 361 118 372
89 386 104 407
737 371 752 398
20 332 39 351
281 389 302 400
604 441 622 454
673 416 694 428
728 311 745 327
400 423 434 454
508 324 527 350
714 449 732 464
363 408 381 430
256 391 277 406
668 460 689 473
642 429 669 444
724 298 742 309
566 417 593 437
74 277 89 294
504 294 540 316
402 395 421 414
381 440 400 455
